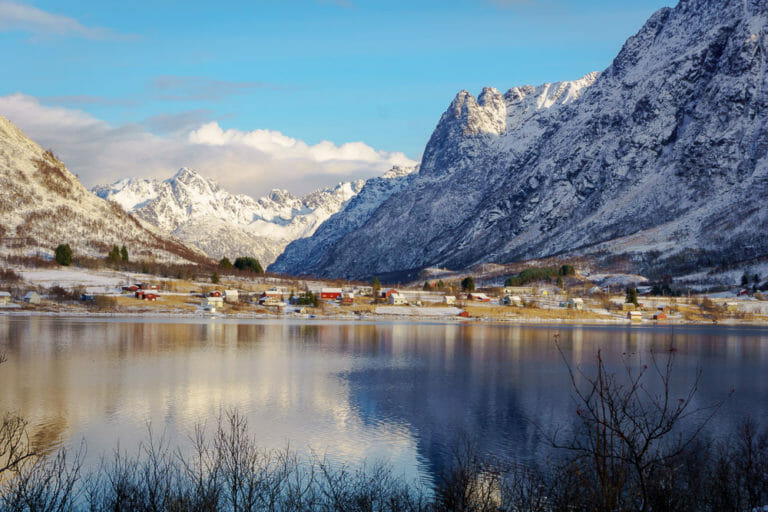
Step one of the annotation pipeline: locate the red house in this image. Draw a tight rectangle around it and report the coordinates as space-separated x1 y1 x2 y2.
380 288 399 299
321 288 343 300
467 293 491 302
122 285 138 292
209 291 222 297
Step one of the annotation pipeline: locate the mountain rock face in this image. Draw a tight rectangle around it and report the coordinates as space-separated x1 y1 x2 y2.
274 0 768 280
269 165 417 274
94 169 366 265
0 115 206 264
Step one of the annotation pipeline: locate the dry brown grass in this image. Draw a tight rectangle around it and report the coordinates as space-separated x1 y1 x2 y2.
462 304 612 321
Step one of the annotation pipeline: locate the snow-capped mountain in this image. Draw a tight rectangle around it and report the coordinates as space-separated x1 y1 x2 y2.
0 115 207 264
94 168 366 265
269 165 417 274
271 0 768 280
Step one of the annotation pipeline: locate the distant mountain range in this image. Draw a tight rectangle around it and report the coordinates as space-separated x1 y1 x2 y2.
270 0 768 280
93 167 414 266
0 115 207 264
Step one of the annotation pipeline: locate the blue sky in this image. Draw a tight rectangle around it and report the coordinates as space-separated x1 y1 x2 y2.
0 0 673 196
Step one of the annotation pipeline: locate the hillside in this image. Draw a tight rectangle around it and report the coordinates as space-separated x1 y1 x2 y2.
271 0 768 280
0 115 208 264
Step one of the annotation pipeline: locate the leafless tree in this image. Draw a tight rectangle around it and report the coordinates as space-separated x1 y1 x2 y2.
548 342 730 512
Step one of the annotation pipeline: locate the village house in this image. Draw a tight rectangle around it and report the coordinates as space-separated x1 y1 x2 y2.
380 288 399 299
389 293 408 305
504 286 535 296
341 292 355 305
354 286 373 296
121 285 139 292
224 290 239 303
258 296 283 306
467 292 491 302
320 288 343 300
443 295 456 305
23 291 41 304
653 311 668 321
260 289 285 302
628 311 642 322
568 298 584 310
204 296 223 312
208 290 223 297
502 295 522 307
0 291 10 306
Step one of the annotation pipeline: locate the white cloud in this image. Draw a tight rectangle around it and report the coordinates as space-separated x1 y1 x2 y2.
0 1 128 40
0 93 417 197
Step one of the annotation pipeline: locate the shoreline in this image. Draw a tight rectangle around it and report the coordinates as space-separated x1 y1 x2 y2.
2 308 767 328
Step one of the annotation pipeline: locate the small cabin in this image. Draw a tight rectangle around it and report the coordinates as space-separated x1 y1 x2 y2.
122 285 139 292
389 293 408 305
568 298 584 310
504 286 535 296
628 311 642 322
258 296 282 306
502 295 522 307
224 290 239 303
0 291 10 306
467 293 491 302
380 288 399 299
23 291 41 304
653 312 667 321
341 292 355 305
443 295 456 305
321 288 343 300
209 290 222 298
355 286 373 296
204 296 223 311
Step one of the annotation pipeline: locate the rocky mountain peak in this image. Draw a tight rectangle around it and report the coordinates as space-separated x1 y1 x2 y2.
270 0 768 280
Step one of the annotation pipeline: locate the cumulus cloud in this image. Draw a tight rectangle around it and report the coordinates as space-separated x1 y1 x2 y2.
0 1 130 40
0 93 417 197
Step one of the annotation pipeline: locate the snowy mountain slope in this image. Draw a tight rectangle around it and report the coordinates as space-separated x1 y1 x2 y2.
269 165 417 274
0 115 208 264
274 0 768 280
94 168 365 265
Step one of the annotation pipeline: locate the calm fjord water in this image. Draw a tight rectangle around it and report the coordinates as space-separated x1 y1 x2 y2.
1 316 767 484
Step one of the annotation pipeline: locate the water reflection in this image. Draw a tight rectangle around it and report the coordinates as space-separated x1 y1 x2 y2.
0 317 766 484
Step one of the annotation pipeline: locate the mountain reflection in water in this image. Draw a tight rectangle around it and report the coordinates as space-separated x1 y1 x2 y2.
0 316 766 484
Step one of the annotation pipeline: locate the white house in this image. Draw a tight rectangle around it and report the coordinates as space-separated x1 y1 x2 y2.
504 286 535 296
443 295 456 305
0 291 10 306
502 295 522 307
568 298 584 310
224 290 239 303
23 291 41 304
389 293 408 305
203 296 224 312
354 286 373 296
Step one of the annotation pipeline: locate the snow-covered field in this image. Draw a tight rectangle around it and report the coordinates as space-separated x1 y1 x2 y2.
17 267 156 293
